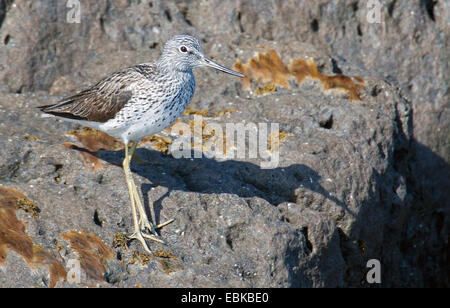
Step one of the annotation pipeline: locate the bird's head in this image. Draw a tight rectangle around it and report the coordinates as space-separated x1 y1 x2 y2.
158 34 245 78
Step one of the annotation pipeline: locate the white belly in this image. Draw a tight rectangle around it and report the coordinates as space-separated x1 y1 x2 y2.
98 71 195 144
99 92 192 143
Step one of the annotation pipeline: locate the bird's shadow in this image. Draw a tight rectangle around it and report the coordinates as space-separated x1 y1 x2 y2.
97 147 353 225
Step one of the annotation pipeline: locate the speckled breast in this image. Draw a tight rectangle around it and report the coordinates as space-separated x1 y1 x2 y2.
125 71 196 141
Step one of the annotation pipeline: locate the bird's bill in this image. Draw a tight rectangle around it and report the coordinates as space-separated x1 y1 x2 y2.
202 58 246 78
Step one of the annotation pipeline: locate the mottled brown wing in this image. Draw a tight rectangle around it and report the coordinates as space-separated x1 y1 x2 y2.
39 67 146 123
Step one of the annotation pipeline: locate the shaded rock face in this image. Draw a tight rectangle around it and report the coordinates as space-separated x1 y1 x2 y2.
0 0 447 287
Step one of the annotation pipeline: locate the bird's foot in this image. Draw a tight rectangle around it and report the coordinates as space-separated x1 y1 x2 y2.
138 217 175 235
128 228 172 253
139 218 157 234
127 231 155 253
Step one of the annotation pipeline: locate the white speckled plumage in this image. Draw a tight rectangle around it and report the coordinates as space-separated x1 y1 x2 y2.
39 35 244 145
99 66 195 144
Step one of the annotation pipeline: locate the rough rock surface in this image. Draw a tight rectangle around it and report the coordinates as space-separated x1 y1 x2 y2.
0 0 448 287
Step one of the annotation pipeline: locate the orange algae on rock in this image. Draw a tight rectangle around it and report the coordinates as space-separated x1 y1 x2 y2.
235 50 365 101
61 230 114 282
0 186 66 288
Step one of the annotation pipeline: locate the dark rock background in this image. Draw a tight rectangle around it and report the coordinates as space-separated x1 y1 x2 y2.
0 0 448 287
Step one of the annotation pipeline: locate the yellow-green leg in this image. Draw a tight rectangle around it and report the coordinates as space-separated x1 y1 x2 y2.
123 142 153 252
123 142 173 251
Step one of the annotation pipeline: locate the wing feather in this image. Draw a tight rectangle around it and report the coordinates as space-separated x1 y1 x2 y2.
39 65 155 123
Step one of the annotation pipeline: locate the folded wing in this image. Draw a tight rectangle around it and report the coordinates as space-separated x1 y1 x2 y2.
39 65 155 123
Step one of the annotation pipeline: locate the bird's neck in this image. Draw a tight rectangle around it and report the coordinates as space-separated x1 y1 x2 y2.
156 55 192 76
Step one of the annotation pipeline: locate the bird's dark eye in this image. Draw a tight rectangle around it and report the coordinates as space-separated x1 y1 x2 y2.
180 46 188 53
